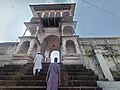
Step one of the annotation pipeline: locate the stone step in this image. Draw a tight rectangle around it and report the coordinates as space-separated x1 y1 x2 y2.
25 68 48 73
0 75 98 81
25 63 50 68
4 65 22 68
61 80 97 87
0 63 102 90
0 80 46 86
15 75 97 80
24 68 91 74
0 72 19 75
0 66 22 72
65 68 92 72
1 69 18 72
24 71 47 75
63 64 84 66
65 67 88 70
63 65 85 68
67 76 98 80
66 72 94 76
23 71 93 76
0 80 97 87
19 75 46 80
0 76 17 80
25 69 90 73
0 86 102 90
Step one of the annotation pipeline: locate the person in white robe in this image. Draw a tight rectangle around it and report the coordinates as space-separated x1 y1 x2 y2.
33 52 43 75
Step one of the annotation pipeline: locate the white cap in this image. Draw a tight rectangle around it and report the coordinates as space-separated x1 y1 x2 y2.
38 52 41 54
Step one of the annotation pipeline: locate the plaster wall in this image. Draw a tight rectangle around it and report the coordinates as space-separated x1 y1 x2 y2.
97 81 120 90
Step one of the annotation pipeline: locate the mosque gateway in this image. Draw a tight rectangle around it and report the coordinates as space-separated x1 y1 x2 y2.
0 3 120 90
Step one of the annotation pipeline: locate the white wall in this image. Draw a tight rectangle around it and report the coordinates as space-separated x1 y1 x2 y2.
97 81 120 90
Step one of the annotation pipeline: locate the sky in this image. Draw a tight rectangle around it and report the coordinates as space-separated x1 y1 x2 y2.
0 0 120 42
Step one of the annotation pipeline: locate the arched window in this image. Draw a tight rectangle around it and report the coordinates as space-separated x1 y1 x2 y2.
44 12 49 17
63 26 74 35
50 12 55 17
18 41 30 54
66 40 76 54
62 11 70 17
56 12 61 17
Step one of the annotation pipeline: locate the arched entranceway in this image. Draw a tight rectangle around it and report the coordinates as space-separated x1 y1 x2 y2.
50 50 60 63
42 35 60 63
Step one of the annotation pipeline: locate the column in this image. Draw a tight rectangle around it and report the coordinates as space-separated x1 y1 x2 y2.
62 39 66 55
34 26 39 37
27 40 35 55
15 41 23 54
37 45 41 53
94 49 114 81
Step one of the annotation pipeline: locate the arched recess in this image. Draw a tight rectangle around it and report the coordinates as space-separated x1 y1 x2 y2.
66 40 76 54
62 11 70 17
56 12 61 17
50 12 55 17
63 26 74 35
42 35 60 62
18 41 30 54
34 11 42 17
44 12 49 17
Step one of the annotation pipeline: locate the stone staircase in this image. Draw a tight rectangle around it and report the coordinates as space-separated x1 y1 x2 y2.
0 63 102 90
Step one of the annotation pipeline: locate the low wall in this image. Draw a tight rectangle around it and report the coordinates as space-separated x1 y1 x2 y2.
97 81 120 90
0 54 12 61
0 54 29 66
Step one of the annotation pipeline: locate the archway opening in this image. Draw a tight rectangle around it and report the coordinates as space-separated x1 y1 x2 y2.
42 35 60 63
50 50 60 63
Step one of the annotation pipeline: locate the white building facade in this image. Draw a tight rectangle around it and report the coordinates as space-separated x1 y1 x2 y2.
0 3 120 90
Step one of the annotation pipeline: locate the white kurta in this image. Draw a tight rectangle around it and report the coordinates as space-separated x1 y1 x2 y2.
33 54 43 75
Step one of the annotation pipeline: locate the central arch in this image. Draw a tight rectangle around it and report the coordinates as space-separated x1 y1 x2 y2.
41 35 60 63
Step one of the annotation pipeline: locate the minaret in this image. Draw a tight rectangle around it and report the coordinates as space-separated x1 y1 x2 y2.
12 3 82 64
